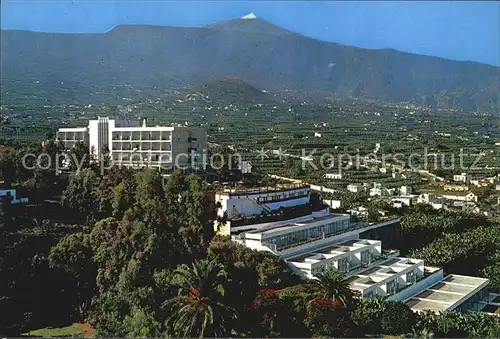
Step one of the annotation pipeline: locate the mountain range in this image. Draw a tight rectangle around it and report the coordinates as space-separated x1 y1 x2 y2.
1 14 499 111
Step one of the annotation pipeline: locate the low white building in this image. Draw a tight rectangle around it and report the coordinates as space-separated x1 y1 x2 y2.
400 186 412 195
454 173 470 183
442 192 478 202
347 183 363 193
324 173 343 180
392 196 412 208
370 188 392 197
347 206 369 218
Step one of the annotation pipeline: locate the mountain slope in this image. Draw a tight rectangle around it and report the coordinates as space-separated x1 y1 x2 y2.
187 78 269 103
1 16 499 110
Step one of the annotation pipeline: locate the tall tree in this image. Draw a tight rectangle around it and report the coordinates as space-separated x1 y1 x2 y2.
61 168 97 222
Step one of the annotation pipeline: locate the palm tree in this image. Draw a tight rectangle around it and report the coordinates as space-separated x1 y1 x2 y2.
309 268 358 307
165 259 237 338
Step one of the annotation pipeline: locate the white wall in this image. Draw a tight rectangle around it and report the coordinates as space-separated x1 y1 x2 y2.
217 188 310 218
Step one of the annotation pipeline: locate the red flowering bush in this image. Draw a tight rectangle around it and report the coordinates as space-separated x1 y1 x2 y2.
304 297 353 337
251 289 283 336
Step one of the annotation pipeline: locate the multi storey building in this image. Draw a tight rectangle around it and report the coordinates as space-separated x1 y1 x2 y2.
56 117 207 170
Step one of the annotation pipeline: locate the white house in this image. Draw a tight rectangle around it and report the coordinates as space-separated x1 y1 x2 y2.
454 173 470 183
400 186 412 195
442 192 478 203
392 196 412 208
347 183 363 193
348 206 369 218
324 173 343 180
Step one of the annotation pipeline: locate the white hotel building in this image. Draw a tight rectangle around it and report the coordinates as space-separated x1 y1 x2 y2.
57 117 207 170
220 184 497 314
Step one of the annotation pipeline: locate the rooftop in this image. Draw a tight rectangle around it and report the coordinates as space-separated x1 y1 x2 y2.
288 239 380 264
216 183 310 195
246 212 348 235
406 274 489 313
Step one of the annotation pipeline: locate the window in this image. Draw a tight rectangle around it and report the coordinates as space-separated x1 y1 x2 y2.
361 250 371 266
406 270 417 284
338 257 350 273
386 280 398 295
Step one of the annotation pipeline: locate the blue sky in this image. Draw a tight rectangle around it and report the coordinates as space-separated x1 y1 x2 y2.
2 1 499 66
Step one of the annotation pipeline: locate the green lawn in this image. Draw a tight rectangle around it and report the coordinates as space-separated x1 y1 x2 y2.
23 325 85 337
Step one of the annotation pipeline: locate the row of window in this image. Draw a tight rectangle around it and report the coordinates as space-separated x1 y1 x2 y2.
266 220 351 250
112 143 171 151
112 132 170 141
256 191 309 203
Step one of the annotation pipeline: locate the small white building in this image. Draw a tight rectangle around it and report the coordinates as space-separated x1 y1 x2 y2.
348 206 369 218
392 196 412 208
347 183 363 193
400 186 412 195
370 188 391 197
324 173 343 180
454 173 470 183
442 192 478 203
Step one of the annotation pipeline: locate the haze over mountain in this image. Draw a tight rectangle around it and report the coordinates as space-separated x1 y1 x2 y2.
1 14 499 111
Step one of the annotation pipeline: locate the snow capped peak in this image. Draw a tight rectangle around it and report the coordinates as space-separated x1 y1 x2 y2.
241 12 257 20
